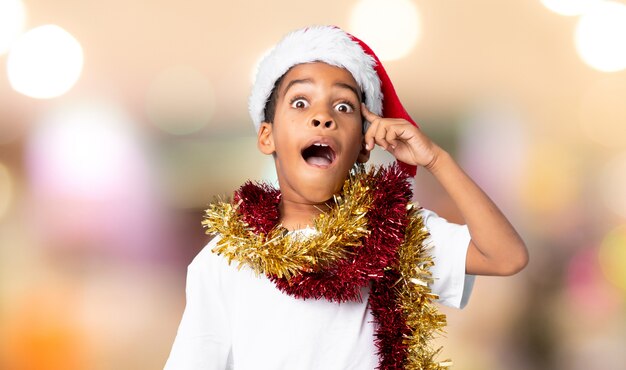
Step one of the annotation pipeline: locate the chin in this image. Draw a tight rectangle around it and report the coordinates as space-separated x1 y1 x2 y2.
310 177 348 202
300 186 338 204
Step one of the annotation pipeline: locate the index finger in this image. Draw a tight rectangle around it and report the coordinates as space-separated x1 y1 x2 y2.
361 103 380 122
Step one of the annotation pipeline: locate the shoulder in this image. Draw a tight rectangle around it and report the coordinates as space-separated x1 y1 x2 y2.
187 235 234 278
415 206 470 259
189 235 221 266
416 207 456 226
416 207 469 242
184 234 246 300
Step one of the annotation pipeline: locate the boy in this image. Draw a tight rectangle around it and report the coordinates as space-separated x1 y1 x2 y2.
164 26 528 369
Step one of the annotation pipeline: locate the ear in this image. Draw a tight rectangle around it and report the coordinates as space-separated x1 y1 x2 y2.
356 139 370 163
257 122 275 155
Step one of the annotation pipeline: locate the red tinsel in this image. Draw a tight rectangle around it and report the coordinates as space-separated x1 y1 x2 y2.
234 164 414 369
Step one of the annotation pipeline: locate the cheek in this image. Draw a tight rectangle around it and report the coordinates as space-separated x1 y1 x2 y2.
272 125 301 156
346 122 364 148
277 106 302 122
344 133 364 162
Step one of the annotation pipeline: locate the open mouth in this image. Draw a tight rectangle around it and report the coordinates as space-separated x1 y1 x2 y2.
301 142 336 168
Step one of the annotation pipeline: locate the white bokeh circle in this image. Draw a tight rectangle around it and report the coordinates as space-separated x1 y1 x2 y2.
7 24 84 98
349 0 421 61
575 1 626 72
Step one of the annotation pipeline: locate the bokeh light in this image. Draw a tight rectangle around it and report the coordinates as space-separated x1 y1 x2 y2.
541 0 598 16
566 246 621 316
145 65 214 135
1 286 88 370
349 0 421 61
6 24 83 98
522 143 580 214
574 0 626 72
0 0 26 55
0 163 13 220
579 75 626 148
26 100 140 198
458 101 528 211
599 152 626 219
599 226 626 292
24 100 167 260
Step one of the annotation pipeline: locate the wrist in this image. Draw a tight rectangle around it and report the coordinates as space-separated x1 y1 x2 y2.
424 145 448 173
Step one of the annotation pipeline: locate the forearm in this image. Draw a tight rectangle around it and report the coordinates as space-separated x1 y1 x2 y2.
426 147 528 276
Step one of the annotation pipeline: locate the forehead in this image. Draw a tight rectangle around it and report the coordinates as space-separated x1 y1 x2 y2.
279 62 360 95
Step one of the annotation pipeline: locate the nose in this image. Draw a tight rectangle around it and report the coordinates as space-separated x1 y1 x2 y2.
311 118 335 128
309 106 336 129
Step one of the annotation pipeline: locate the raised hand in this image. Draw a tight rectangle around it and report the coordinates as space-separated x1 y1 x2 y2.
361 103 441 170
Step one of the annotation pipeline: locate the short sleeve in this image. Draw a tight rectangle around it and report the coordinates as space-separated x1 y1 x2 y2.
419 208 475 309
164 237 233 370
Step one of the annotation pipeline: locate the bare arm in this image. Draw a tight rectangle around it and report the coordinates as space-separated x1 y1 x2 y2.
362 103 529 276
426 148 528 275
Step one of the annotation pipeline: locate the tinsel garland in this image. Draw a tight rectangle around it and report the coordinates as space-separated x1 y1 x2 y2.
202 164 451 369
202 170 373 279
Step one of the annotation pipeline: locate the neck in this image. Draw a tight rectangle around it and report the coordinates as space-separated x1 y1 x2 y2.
279 198 331 230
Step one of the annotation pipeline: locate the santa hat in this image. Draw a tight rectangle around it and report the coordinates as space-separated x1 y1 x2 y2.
249 25 419 176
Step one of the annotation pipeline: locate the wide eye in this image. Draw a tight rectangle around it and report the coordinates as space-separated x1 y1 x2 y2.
335 102 354 113
290 98 309 109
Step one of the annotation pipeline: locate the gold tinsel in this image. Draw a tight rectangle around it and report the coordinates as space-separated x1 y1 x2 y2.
201 169 374 279
397 205 452 369
202 166 451 369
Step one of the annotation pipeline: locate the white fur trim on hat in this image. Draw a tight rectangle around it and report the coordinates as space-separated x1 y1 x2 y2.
248 25 383 132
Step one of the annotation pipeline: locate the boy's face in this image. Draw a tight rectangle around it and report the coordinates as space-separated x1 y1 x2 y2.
257 62 370 204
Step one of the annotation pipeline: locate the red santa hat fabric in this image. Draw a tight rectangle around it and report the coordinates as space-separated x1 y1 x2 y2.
249 25 419 176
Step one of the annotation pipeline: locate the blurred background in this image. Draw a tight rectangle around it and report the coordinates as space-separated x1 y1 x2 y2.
1 0 625 369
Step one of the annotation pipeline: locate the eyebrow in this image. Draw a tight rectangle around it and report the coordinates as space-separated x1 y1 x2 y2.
282 78 313 96
282 79 361 100
334 82 360 100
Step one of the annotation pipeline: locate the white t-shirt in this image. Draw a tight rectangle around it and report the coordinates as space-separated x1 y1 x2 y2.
164 208 474 370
